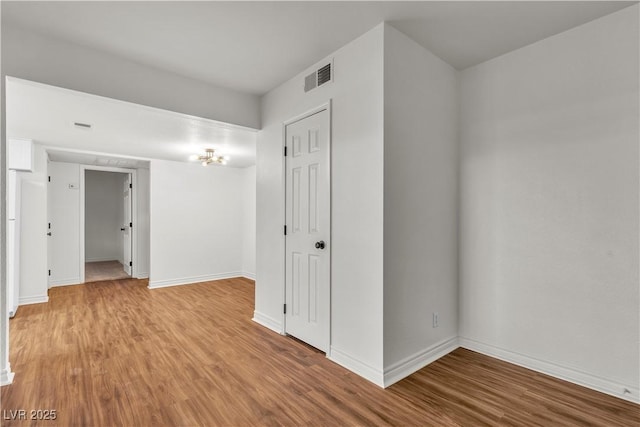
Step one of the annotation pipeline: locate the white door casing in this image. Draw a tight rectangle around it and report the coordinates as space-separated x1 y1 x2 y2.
284 107 331 352
123 174 132 276
46 164 51 289
78 164 137 283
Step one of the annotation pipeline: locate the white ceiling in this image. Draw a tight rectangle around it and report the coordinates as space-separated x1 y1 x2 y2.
7 78 257 167
4 2 634 167
2 1 634 95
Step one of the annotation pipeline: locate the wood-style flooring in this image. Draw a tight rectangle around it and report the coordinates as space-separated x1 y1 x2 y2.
84 260 130 283
2 278 638 426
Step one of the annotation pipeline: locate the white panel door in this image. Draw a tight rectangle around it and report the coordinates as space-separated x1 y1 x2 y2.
285 108 330 352
123 174 132 276
46 165 51 289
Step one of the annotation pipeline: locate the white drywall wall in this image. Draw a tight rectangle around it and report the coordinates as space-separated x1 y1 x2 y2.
257 24 385 383
149 159 244 288
85 170 126 263
1 1 10 384
1 25 260 129
242 165 256 279
459 5 639 402
48 161 81 286
382 24 459 381
6 170 20 315
136 168 151 278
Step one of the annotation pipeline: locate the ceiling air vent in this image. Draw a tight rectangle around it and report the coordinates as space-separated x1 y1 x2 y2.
317 63 331 86
304 61 333 93
73 122 92 130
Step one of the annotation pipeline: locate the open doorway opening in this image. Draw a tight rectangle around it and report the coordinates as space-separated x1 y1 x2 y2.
83 169 133 283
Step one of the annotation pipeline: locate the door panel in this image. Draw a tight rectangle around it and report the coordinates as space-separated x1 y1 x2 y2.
285 108 330 352
123 174 132 276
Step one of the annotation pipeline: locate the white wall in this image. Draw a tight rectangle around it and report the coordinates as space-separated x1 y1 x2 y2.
136 168 150 278
257 24 385 384
6 170 21 315
459 5 639 402
1 25 260 129
149 160 245 288
16 144 48 304
382 25 459 383
1 4 13 382
48 161 81 286
241 165 256 279
85 170 126 263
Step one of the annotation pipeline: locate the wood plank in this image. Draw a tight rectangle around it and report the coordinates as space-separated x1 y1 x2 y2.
1 278 638 426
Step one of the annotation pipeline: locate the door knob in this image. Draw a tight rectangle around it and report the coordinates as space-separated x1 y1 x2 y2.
315 240 325 249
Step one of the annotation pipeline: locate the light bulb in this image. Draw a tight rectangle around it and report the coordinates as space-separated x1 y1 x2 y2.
189 154 199 161
202 161 208 166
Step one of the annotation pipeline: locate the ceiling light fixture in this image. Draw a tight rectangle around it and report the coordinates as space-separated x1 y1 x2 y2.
191 148 229 166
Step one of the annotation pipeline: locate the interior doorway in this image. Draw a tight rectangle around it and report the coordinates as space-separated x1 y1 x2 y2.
284 104 331 353
83 169 134 283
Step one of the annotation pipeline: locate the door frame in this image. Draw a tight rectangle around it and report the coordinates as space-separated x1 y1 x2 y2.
80 165 138 283
282 100 332 354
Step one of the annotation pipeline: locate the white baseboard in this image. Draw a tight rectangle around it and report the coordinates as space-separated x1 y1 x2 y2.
252 311 282 333
135 272 149 279
19 294 49 306
459 337 640 404
85 256 119 262
148 271 243 289
329 346 384 387
0 365 15 386
8 304 18 318
242 272 256 280
49 277 81 287
384 336 459 387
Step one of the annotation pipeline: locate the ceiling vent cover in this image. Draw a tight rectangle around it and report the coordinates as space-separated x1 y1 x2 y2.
73 122 92 130
317 63 331 85
304 61 333 93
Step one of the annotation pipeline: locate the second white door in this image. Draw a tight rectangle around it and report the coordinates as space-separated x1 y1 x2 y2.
123 174 132 276
285 107 330 352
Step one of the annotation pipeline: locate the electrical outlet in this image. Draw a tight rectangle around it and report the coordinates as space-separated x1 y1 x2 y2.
432 312 439 328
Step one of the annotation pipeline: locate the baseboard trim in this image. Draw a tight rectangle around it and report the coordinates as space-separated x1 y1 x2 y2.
252 311 282 334
242 272 256 280
329 346 384 387
49 277 81 287
19 294 49 306
85 257 119 262
0 365 15 386
148 272 243 289
135 272 149 279
384 336 459 387
459 337 640 404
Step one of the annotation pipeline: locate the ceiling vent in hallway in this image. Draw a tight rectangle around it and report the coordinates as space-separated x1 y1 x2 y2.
73 121 92 130
304 61 333 93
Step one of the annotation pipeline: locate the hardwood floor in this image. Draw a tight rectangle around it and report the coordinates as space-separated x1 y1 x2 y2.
2 278 638 426
84 261 130 283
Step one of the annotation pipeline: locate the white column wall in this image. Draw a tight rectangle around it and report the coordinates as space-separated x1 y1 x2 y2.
257 24 386 384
